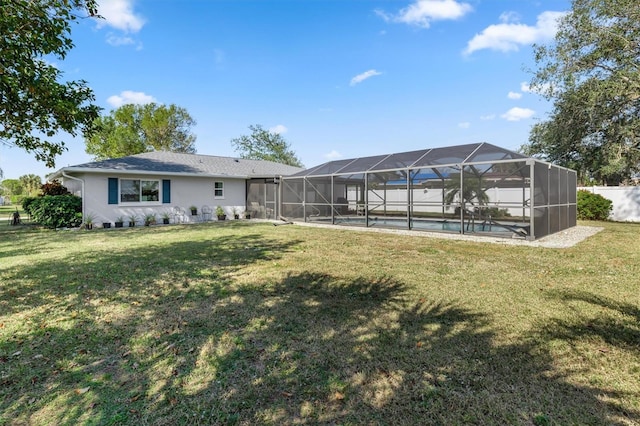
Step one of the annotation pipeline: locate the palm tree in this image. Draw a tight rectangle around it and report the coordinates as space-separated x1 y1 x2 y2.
19 174 42 197
443 172 489 213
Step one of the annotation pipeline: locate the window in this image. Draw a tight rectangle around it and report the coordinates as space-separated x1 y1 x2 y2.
120 179 159 203
141 180 159 201
214 181 224 198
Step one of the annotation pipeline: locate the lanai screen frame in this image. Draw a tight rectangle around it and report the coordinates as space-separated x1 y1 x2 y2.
280 143 577 241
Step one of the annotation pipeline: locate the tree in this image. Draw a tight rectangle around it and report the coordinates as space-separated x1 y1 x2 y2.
85 103 197 160
524 0 640 185
0 179 23 197
0 0 101 168
19 174 43 197
231 124 303 167
443 172 489 211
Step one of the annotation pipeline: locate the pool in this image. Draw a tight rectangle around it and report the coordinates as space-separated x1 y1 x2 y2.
314 215 530 237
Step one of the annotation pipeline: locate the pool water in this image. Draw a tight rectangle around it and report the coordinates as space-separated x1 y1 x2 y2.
327 216 527 236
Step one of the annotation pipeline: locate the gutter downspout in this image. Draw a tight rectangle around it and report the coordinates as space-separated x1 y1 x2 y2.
62 171 85 223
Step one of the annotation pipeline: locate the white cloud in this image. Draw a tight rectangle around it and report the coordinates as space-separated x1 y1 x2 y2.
480 114 496 120
107 91 156 108
499 11 520 24
350 69 383 86
464 11 565 55
269 125 288 134
96 0 145 33
508 91 522 100
501 107 535 121
376 0 472 28
106 34 135 46
458 122 471 129
324 150 343 160
521 81 553 95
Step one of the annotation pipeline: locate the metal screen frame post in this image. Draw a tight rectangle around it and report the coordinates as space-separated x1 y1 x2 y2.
331 175 335 225
364 172 369 227
406 168 412 230
458 165 464 235
528 159 535 240
303 178 307 222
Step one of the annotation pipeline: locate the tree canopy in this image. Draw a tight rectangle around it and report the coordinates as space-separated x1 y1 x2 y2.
19 174 43 197
231 124 303 168
0 0 101 168
524 0 640 185
0 179 22 197
85 103 197 160
444 173 489 210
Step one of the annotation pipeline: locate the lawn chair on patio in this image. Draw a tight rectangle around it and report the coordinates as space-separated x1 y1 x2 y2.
201 205 213 222
172 206 187 224
249 202 266 219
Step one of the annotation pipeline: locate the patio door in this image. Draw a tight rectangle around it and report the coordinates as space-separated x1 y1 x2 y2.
246 178 279 219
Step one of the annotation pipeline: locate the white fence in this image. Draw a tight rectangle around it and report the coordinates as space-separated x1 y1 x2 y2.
578 186 640 222
351 186 530 218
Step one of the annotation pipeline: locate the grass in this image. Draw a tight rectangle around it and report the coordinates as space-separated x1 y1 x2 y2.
0 220 639 425
0 205 39 228
0 205 24 224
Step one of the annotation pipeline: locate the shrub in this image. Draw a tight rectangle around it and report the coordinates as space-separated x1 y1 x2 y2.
481 206 511 218
28 195 83 229
22 197 38 216
577 190 613 221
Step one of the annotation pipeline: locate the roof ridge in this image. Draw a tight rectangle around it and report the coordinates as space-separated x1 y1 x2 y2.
136 150 294 166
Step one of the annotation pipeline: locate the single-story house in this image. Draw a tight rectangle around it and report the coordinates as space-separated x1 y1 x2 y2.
49 151 304 226
49 142 577 240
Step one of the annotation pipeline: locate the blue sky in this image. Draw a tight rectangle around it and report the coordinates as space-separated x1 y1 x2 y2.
0 0 569 180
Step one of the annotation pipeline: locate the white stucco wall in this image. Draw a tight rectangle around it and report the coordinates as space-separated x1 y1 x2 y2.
63 173 248 225
578 186 640 222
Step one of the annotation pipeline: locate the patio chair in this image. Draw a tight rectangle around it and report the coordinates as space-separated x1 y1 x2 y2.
335 197 349 215
250 202 265 219
201 205 213 222
172 206 187 224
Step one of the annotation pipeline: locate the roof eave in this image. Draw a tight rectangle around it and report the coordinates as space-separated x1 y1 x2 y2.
53 167 251 180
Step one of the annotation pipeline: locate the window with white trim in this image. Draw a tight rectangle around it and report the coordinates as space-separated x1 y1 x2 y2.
120 179 160 203
214 181 224 198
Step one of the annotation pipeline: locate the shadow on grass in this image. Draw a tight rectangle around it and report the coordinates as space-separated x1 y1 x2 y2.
0 228 291 316
1 230 638 425
542 289 640 351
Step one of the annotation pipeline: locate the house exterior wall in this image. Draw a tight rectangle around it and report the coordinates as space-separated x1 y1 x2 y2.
63 173 247 225
63 179 83 197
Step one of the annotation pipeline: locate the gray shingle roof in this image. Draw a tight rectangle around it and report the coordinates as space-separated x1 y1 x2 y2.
53 151 304 178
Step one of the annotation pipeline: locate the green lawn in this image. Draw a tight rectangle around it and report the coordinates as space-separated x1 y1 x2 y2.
1 220 638 425
0 205 34 229
0 205 21 224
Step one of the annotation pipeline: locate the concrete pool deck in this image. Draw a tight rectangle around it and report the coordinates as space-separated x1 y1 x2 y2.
288 221 603 249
